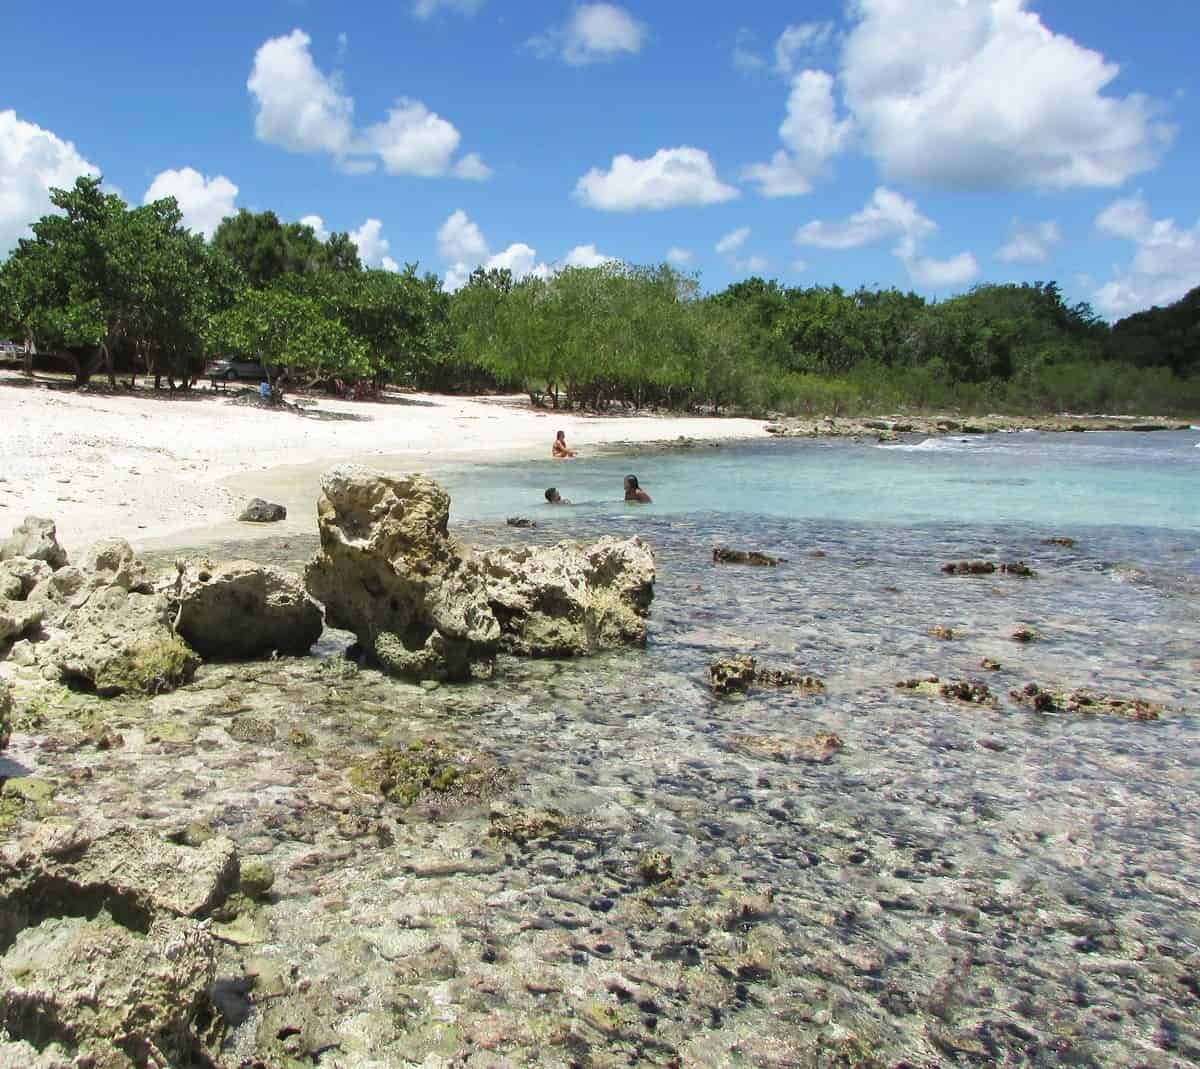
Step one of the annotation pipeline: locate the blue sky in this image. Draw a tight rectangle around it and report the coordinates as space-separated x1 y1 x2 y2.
2 0 1197 318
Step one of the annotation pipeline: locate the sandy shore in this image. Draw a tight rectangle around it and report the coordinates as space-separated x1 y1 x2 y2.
0 373 768 556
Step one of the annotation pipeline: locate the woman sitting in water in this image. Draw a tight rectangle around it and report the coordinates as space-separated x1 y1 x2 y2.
545 487 571 505
552 430 577 459
624 474 651 503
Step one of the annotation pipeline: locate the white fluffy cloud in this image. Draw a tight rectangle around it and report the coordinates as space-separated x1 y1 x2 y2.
365 99 463 177
794 187 934 250
247 29 488 180
773 22 835 75
437 209 488 263
796 187 976 289
0 109 100 254
666 246 694 265
143 168 238 238
715 227 750 255
575 147 738 211
531 3 646 65
902 250 980 288
247 30 354 157
1093 195 1200 319
350 218 399 272
436 210 617 290
743 69 852 196
840 0 1170 190
300 214 328 240
412 0 485 18
564 243 618 268
995 220 1061 264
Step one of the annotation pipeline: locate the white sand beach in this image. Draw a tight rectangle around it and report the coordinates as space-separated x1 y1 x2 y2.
0 373 767 555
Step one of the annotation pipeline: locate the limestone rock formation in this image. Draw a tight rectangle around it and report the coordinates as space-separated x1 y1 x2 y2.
239 497 287 522
306 467 657 679
0 824 238 1069
0 516 68 569
481 536 656 657
173 559 323 659
305 467 501 681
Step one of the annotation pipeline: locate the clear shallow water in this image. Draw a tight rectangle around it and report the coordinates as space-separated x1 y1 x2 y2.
428 429 1200 531
39 431 1200 1066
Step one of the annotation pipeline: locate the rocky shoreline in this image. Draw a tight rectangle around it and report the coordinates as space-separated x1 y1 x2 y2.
1 466 1197 1068
763 411 1195 441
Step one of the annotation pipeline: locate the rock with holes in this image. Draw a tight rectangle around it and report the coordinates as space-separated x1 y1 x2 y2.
172 559 322 659
305 467 501 681
481 536 655 657
0 823 237 1069
0 914 217 1069
0 516 68 570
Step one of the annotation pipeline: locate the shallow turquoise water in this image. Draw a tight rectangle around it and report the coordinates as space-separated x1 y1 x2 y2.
434 430 1200 532
130 429 1200 1065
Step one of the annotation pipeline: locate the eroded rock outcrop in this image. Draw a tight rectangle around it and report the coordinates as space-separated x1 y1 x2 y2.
481 536 655 657
305 467 499 681
173 559 323 659
0 534 200 696
306 467 656 680
0 516 68 569
0 823 238 1069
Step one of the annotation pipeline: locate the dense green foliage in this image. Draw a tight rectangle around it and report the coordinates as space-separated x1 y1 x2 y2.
2 176 1197 413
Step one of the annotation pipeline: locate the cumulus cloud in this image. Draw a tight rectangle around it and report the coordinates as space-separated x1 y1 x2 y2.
365 99 463 177
773 22 835 76
300 214 328 240
412 0 485 18
247 30 354 157
247 29 488 180
796 186 976 289
794 187 934 250
564 243 618 268
143 167 238 238
840 0 1170 190
715 227 750 255
666 246 694 265
530 3 645 66
995 220 1061 264
437 209 488 263
902 249 980 288
1093 194 1200 319
743 69 853 196
575 147 738 211
0 109 100 254
436 209 617 290
350 218 399 271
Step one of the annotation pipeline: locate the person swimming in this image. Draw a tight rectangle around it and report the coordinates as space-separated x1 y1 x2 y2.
623 474 651 503
544 487 571 504
552 430 577 459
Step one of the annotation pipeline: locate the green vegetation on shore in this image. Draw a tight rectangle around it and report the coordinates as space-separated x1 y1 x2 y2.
2 177 1198 415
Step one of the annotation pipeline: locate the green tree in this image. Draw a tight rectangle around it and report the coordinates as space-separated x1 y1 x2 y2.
206 286 369 386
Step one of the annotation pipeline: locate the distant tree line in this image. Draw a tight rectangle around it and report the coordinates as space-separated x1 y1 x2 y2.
1 175 1197 414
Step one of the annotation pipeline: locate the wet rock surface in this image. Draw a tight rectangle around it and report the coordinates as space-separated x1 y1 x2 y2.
482 535 655 657
306 467 656 678
712 546 782 565
1 507 1196 1067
